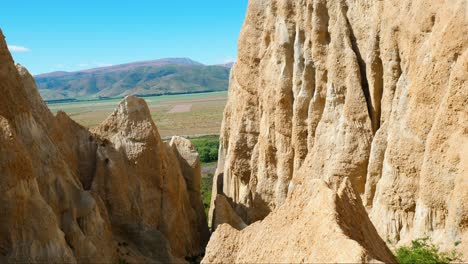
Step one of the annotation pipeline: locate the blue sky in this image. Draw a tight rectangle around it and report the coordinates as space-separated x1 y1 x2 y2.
1 0 248 75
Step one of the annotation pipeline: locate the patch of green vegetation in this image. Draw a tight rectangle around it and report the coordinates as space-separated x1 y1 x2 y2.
191 136 219 163
201 174 213 217
395 238 461 264
191 136 219 218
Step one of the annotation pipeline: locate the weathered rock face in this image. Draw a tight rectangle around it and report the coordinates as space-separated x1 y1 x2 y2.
209 0 467 260
204 178 396 263
211 194 247 231
0 29 208 263
90 96 210 260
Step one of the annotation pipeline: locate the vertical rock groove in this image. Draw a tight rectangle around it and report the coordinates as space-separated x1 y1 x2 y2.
210 1 467 260
367 34 384 134
344 12 373 128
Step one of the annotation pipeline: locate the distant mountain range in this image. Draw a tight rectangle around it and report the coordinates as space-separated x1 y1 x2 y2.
35 58 233 101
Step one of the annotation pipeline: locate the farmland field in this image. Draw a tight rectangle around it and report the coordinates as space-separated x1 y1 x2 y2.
46 91 227 137
47 93 224 218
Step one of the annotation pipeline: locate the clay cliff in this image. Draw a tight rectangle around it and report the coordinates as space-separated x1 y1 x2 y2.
206 178 396 263
208 0 467 261
1 0 467 261
0 29 209 263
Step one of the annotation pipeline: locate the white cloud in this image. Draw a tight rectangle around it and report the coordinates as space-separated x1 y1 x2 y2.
78 63 89 67
8 45 31 52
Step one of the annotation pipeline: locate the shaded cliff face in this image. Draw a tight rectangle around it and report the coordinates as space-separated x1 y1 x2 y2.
210 0 467 257
0 30 208 263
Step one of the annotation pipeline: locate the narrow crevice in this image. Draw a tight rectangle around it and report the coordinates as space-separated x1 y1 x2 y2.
364 43 402 207
302 58 315 158
341 3 377 196
307 67 326 152
369 35 384 133
79 135 99 191
272 16 296 207
343 8 373 127
291 26 309 172
388 45 402 117
349 29 372 122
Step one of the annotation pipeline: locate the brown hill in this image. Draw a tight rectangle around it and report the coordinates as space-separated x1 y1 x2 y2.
35 58 204 78
34 58 231 100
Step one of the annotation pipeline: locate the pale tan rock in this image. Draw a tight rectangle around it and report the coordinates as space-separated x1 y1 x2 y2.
0 28 208 263
91 96 210 259
169 136 211 248
170 136 202 195
0 116 76 264
211 195 247 231
363 1 468 254
210 0 468 260
203 179 396 263
0 30 116 263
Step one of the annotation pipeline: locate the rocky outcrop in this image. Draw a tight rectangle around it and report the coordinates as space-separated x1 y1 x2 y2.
209 0 467 260
169 136 210 245
0 29 208 263
204 179 396 263
211 195 247 231
90 96 210 260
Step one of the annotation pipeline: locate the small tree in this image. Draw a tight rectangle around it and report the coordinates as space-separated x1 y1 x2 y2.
396 238 461 264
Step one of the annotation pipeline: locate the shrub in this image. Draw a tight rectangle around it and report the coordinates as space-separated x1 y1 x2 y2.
208 147 218 161
191 136 219 163
396 238 461 264
198 147 212 162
